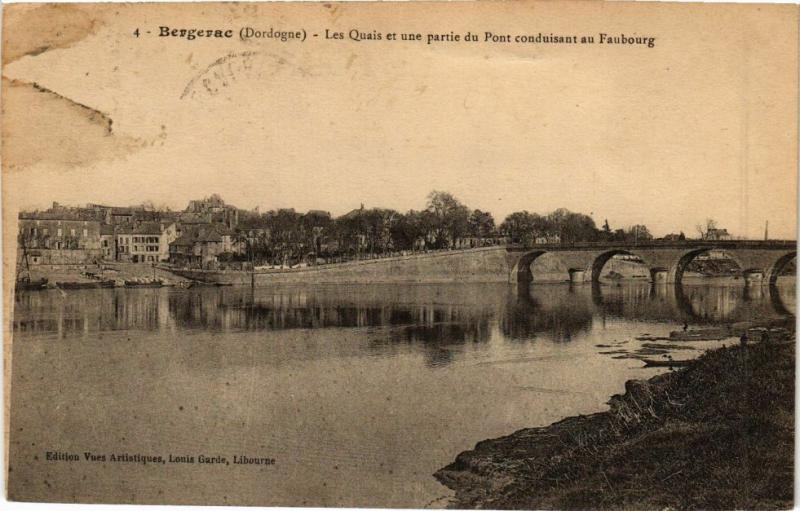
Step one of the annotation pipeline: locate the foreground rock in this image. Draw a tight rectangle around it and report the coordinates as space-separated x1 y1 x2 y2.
435 331 794 510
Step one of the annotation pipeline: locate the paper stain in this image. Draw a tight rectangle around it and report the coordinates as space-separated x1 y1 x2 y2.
2 5 165 171
30 80 114 134
2 4 100 66
1 77 158 172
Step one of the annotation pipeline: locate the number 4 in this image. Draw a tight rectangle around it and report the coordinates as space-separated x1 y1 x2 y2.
133 28 140 37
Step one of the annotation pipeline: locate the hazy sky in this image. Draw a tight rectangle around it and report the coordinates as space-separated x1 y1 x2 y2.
3 2 797 239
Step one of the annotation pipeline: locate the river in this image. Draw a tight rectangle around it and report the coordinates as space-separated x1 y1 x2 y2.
7 278 795 507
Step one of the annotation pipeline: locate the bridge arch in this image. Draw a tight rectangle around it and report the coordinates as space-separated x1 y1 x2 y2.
769 285 794 317
510 250 548 285
766 251 796 286
767 251 796 316
590 250 650 283
671 247 745 285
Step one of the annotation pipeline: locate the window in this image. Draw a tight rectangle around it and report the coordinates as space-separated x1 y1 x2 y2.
57 228 62 237
70 228 76 236
82 229 88 237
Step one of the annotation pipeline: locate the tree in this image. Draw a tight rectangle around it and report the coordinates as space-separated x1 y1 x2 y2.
391 211 422 250
598 219 613 241
468 209 496 239
301 210 332 260
363 208 398 254
265 208 303 265
696 218 718 240
426 191 470 248
626 224 653 242
546 208 599 243
499 211 541 244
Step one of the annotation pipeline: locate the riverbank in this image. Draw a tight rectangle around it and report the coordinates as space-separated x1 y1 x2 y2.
435 322 794 510
20 262 193 288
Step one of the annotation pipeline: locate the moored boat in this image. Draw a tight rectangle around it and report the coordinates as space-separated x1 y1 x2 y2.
56 280 115 290
124 278 164 288
642 358 692 367
15 277 48 291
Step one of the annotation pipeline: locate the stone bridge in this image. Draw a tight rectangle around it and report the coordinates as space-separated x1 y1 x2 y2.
506 240 796 286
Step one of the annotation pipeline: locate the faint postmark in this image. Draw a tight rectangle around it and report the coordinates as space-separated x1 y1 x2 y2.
181 51 311 99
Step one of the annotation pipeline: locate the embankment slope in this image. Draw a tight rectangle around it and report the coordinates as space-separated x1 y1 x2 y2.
171 247 512 285
435 336 794 510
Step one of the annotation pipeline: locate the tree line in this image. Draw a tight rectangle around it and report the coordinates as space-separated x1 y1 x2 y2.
231 191 658 266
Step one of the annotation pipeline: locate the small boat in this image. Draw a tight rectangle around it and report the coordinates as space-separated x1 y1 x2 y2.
668 328 729 341
124 279 163 288
183 280 222 287
56 282 95 290
642 358 692 368
16 277 48 291
56 281 115 290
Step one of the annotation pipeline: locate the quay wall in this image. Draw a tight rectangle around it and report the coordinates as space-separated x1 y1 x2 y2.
168 247 512 285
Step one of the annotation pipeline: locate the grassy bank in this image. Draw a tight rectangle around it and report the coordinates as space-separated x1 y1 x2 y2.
435 327 794 510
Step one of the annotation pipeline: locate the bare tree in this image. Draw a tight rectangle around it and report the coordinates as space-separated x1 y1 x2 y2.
695 218 718 240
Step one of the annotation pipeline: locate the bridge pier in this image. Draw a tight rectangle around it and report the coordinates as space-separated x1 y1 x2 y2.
649 267 669 283
743 269 765 286
744 284 764 300
568 268 586 284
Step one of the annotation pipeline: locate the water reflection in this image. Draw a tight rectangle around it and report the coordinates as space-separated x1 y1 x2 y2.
503 285 593 342
14 279 794 344
7 278 796 507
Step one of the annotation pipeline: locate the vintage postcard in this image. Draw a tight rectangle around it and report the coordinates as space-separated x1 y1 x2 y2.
2 1 797 509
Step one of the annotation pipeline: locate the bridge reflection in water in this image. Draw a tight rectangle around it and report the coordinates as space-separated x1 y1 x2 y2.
7 278 796 507
13 278 794 346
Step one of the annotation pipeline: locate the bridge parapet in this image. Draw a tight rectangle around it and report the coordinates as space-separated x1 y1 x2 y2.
506 240 797 252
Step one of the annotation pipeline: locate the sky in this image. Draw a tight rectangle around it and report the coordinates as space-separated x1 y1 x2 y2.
3 1 797 239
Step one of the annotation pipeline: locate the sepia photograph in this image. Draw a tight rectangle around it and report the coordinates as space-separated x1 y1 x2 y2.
2 1 797 509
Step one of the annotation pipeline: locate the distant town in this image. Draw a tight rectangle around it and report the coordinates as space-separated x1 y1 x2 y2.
17 191 738 271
